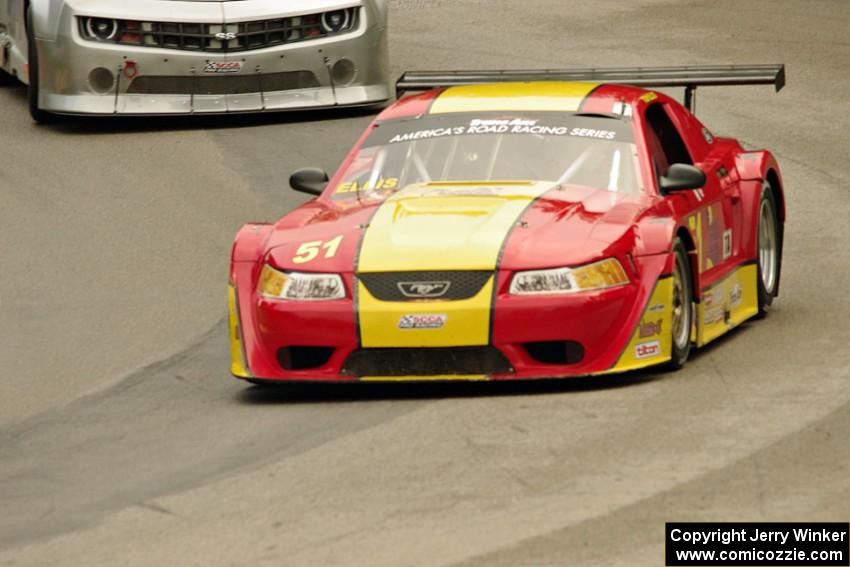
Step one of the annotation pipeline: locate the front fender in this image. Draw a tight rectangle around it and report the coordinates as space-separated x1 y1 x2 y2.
29 0 64 40
735 150 785 260
634 216 677 257
231 223 273 265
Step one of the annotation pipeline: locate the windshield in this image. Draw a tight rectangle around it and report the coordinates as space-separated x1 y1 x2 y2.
332 112 642 200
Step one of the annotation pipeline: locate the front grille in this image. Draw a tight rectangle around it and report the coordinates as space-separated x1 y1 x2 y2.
342 347 514 377
358 271 493 302
78 8 358 53
127 70 320 95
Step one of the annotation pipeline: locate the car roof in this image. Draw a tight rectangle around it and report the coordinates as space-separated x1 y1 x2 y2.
377 81 652 121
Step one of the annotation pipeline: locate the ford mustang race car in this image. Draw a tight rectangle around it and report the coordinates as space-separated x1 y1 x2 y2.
228 65 786 383
0 0 389 121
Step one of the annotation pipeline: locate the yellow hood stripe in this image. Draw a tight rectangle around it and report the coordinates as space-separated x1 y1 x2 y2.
430 82 600 114
356 182 555 349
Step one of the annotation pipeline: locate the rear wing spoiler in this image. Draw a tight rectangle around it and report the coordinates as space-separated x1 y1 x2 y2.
395 64 785 113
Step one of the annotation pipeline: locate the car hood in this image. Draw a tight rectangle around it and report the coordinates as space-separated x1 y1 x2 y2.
266 182 653 273
66 0 361 22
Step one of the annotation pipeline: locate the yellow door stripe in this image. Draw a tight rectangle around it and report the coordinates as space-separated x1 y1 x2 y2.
697 263 759 346
430 82 600 114
227 284 251 378
357 182 555 348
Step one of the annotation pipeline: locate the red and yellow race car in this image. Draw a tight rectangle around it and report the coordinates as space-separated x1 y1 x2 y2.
228 65 786 383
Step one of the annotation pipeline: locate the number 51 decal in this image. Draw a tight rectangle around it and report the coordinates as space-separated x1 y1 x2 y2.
292 235 343 264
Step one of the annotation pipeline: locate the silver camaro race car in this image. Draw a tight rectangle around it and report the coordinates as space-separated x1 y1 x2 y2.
0 0 390 121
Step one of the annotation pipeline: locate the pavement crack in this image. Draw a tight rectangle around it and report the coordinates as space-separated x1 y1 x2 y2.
137 501 181 519
707 354 738 408
749 455 769 517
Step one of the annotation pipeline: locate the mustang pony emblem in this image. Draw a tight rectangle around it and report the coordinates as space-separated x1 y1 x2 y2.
397 281 451 299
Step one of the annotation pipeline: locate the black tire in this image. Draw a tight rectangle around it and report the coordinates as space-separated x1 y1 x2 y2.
0 67 17 86
663 238 694 370
756 182 782 318
26 7 55 123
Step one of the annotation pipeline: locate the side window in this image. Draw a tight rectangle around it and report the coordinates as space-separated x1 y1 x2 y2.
645 104 693 177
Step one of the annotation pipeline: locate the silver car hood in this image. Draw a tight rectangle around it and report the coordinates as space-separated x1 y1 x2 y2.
65 0 363 21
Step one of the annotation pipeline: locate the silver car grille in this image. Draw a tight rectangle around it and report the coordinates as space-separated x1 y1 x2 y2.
78 9 359 53
126 71 321 95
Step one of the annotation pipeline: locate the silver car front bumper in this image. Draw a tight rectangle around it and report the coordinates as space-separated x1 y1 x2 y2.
35 1 390 115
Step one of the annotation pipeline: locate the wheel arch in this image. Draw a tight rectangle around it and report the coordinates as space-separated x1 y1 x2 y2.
231 223 273 268
765 168 785 222
675 226 700 302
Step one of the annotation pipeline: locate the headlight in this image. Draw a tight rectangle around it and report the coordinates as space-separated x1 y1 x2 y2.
257 265 346 301
85 17 118 41
320 9 353 33
80 18 142 44
509 258 629 295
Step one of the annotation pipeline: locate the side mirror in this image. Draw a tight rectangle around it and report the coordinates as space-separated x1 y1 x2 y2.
290 167 329 196
660 163 706 194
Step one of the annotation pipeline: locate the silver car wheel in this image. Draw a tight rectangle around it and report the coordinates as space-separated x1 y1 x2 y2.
758 192 778 295
671 255 691 350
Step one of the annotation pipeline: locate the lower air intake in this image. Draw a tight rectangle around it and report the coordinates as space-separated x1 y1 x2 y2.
127 71 320 95
277 346 334 371
342 347 513 377
523 341 584 365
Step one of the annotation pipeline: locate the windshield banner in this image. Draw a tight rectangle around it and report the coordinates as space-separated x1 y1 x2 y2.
365 113 633 148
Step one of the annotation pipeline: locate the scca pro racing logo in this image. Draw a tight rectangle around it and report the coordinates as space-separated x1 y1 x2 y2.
203 61 242 74
398 314 447 329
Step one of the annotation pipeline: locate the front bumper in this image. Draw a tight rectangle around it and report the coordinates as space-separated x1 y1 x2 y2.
229 253 676 382
35 3 390 115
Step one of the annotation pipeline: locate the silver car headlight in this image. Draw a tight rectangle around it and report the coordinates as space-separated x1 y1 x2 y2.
509 258 630 295
257 265 346 301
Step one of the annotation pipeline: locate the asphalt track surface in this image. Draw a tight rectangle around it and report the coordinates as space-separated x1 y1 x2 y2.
1 1 849 565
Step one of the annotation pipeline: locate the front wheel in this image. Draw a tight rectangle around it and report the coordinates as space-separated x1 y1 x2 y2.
664 238 694 370
756 182 781 317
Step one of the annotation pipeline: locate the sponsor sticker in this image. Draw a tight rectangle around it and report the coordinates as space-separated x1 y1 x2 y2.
704 306 725 325
335 178 398 194
204 61 242 74
648 303 666 313
639 318 663 338
730 282 743 306
704 287 723 308
364 113 634 148
635 340 661 359
386 123 618 144
722 229 732 260
398 314 447 329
